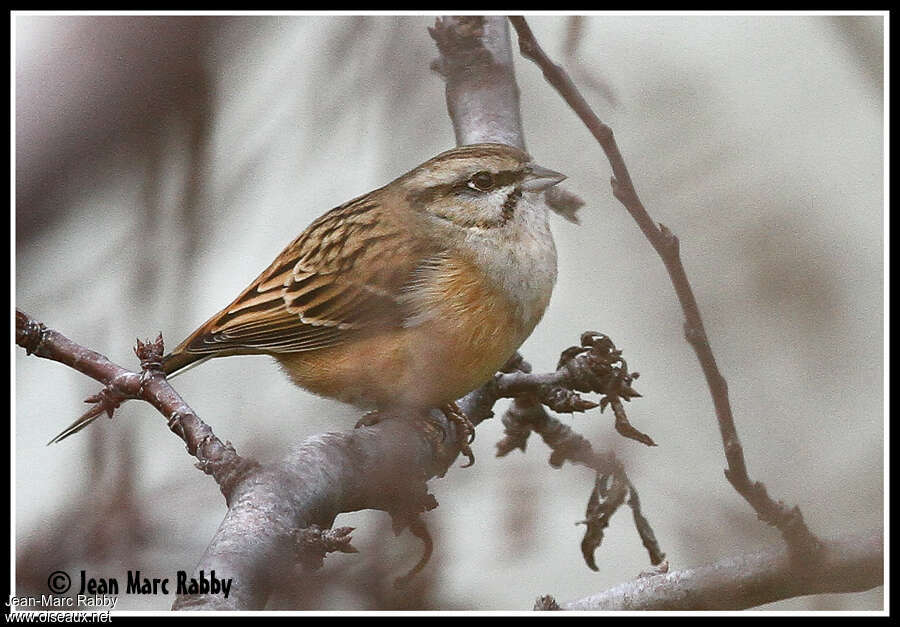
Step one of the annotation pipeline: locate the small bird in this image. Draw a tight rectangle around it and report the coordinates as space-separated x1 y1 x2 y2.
51 143 565 463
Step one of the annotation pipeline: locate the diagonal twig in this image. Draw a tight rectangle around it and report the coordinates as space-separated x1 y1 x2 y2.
508 16 821 556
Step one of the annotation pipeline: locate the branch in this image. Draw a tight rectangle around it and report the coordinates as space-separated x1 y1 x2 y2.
430 15 584 221
496 392 665 569
545 529 883 611
15 308 471 609
171 413 456 610
508 16 822 556
429 15 524 148
15 309 258 500
22 307 643 608
493 333 651 446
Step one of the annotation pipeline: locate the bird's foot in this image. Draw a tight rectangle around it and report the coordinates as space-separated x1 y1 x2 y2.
356 404 475 469
441 401 475 468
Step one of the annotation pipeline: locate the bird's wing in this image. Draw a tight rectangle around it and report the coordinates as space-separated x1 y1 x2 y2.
170 194 436 358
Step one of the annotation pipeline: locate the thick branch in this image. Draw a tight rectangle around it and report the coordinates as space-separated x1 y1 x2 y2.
552 529 883 611
16 309 476 609
430 16 584 221
430 16 524 148
172 415 454 610
508 16 821 555
172 376 508 610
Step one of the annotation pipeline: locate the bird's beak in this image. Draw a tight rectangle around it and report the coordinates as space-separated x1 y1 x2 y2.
521 164 567 192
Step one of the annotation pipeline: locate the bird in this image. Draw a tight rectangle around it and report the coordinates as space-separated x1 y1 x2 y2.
50 143 566 464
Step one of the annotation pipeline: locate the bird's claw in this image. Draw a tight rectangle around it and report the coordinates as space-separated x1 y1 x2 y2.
441 402 475 468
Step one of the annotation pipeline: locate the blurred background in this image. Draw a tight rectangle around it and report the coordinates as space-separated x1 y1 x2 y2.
14 14 884 611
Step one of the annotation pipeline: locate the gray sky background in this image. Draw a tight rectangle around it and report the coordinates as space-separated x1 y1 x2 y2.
14 14 884 611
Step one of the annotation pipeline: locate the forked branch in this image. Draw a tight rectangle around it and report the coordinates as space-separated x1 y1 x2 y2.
16 309 257 500
16 306 654 607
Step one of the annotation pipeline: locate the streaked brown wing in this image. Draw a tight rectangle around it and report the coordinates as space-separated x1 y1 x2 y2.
171 194 433 357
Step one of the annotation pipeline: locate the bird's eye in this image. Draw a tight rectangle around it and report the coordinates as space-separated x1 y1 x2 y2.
468 171 495 191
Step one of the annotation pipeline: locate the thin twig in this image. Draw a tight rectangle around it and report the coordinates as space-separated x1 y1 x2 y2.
508 16 822 556
15 309 258 501
492 333 651 446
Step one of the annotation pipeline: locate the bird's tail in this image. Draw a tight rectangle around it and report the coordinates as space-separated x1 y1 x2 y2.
160 350 212 378
47 350 211 445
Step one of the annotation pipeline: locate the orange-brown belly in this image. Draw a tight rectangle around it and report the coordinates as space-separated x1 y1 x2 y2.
277 310 523 409
276 250 550 409
276 260 536 408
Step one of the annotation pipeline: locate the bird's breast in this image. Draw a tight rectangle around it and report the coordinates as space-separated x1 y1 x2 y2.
278 200 557 410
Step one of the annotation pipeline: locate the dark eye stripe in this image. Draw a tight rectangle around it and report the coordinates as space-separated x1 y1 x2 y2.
405 169 526 206
485 170 524 189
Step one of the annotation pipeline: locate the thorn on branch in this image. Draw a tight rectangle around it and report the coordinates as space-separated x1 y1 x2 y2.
47 385 128 445
84 387 125 420
76 398 117 427
543 386 599 413
134 334 165 372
